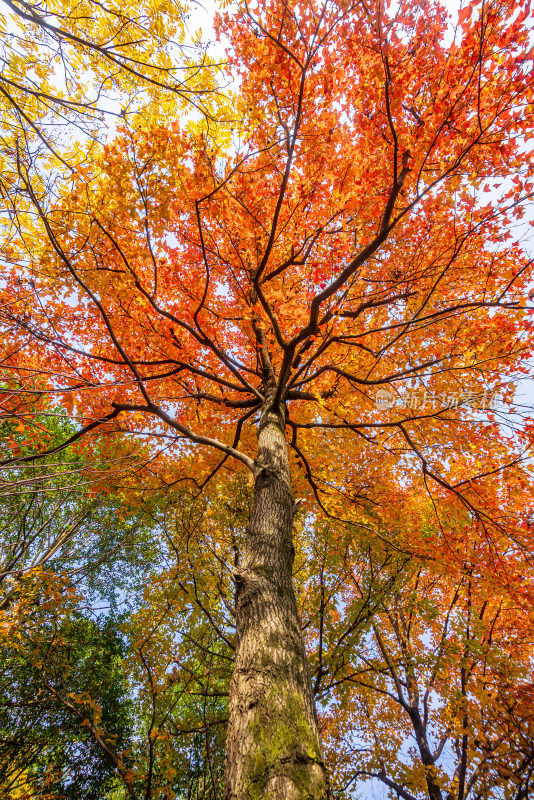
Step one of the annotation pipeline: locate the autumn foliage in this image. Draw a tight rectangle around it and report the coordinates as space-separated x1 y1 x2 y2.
2 0 534 796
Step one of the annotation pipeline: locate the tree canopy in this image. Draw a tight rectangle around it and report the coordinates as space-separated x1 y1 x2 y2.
1 0 534 798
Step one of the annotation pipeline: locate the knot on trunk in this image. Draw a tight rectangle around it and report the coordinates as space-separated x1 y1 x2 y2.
231 567 249 585
231 564 280 608
231 567 261 600
231 566 269 588
254 464 282 482
253 464 293 497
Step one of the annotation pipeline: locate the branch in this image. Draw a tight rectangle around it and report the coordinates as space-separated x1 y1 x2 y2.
0 408 121 468
112 402 255 473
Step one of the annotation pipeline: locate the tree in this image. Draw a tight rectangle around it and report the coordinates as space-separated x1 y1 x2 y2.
0 409 160 611
0 412 168 799
0 0 220 190
2 0 534 797
0 569 134 799
122 484 235 800
107 475 534 800
320 527 534 800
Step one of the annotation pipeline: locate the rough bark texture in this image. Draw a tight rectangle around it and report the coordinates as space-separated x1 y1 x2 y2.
224 403 329 800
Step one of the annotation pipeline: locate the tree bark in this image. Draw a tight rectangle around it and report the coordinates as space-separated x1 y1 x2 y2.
224 402 329 799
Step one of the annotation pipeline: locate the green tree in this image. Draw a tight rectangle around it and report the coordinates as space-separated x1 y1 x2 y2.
0 572 133 799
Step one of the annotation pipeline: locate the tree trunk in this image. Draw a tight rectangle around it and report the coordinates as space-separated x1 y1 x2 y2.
224 403 329 799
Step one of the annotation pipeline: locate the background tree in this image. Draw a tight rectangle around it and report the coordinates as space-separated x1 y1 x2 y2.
0 570 134 799
0 412 165 799
0 0 221 212
320 520 534 800
2 0 534 797
0 409 159 610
